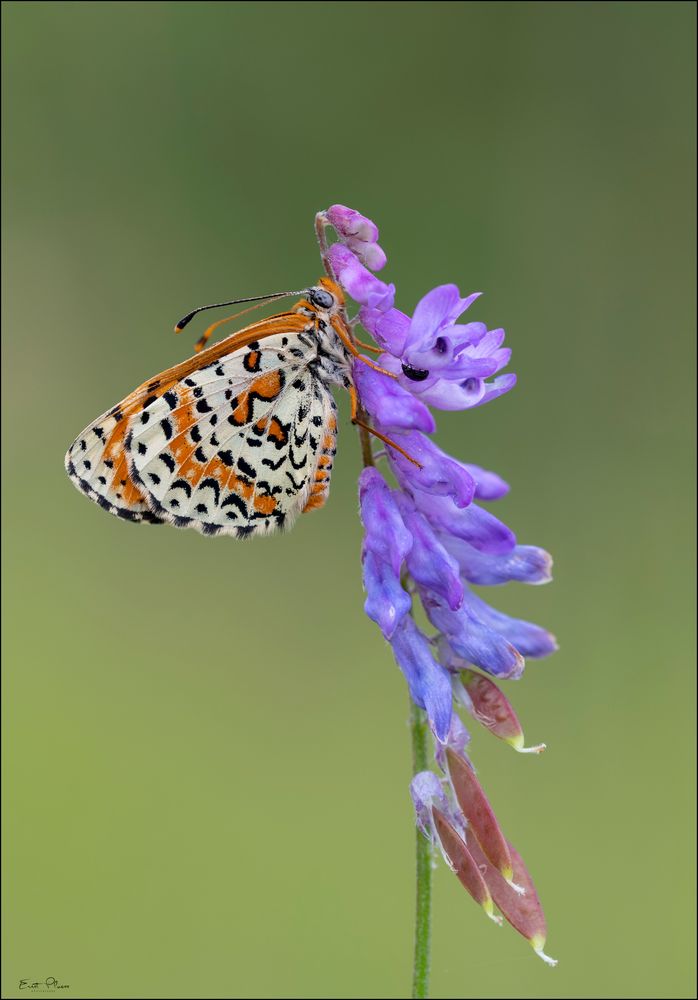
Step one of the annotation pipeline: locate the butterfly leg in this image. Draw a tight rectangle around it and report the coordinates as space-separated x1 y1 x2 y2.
330 316 398 378
353 337 382 355
348 385 421 468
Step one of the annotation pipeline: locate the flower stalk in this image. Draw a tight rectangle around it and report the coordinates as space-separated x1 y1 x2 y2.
410 700 433 1000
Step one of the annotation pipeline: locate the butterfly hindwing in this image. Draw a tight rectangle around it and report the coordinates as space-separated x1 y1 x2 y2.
126 336 337 537
65 393 165 523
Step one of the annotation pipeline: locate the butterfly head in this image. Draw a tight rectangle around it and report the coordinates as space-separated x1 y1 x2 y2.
308 277 345 313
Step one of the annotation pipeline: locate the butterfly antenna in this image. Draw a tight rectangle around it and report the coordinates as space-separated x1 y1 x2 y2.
174 290 305 333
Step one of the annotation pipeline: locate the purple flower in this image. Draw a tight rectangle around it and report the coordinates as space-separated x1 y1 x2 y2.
317 203 557 963
359 468 411 639
353 364 435 433
357 305 410 354
441 536 554 586
325 204 387 271
325 204 379 244
386 431 475 508
394 493 464 611
410 770 458 840
390 616 453 742
434 709 471 771
326 244 394 310
409 372 517 411
409 490 517 556
463 464 511 501
421 590 526 679
459 588 558 659
359 284 516 412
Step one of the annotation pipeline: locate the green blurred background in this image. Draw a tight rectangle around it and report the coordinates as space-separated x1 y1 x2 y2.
2 2 695 997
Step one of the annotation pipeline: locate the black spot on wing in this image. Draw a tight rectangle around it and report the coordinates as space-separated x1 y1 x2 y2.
288 447 308 471
171 478 192 497
200 478 221 504
221 493 248 517
261 453 285 471
285 471 306 491
237 457 256 479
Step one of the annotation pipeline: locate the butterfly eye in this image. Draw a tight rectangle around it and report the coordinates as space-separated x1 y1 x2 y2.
309 287 335 310
401 363 430 382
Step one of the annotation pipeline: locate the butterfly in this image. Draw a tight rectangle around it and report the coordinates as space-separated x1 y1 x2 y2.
65 277 412 538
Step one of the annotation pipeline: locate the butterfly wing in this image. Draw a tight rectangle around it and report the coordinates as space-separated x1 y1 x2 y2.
64 312 313 526
126 336 338 537
65 392 166 523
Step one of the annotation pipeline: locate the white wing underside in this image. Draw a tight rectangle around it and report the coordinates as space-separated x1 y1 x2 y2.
66 334 339 538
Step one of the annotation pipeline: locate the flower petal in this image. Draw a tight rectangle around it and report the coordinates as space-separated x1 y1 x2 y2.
462 589 558 658
410 770 452 839
390 616 453 742
354 363 436 433
434 709 471 771
470 373 517 408
326 243 394 310
395 493 464 610
362 549 411 640
463 464 510 500
350 239 387 271
405 286 482 353
359 469 412 639
442 536 553 586
325 204 379 244
402 350 500 381
359 306 411 354
387 432 475 509
359 467 412 574
412 492 516 555
422 591 525 678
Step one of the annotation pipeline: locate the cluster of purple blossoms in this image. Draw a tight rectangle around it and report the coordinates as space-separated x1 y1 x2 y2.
318 204 558 965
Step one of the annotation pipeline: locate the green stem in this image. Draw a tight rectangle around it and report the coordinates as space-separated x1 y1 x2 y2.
411 700 433 999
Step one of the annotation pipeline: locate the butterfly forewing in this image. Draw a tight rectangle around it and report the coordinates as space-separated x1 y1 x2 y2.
127 336 336 536
65 309 344 537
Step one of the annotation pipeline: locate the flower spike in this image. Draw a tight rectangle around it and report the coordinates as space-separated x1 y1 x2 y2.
315 203 557 970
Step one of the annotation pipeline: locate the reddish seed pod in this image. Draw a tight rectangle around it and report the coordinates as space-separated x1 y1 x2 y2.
466 834 557 965
431 807 500 924
445 748 517 887
460 669 545 753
